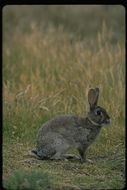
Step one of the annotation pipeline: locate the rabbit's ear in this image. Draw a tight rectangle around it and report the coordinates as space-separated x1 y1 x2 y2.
88 88 99 109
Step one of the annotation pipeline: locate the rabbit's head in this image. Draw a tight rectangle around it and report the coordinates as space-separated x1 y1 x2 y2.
87 88 111 126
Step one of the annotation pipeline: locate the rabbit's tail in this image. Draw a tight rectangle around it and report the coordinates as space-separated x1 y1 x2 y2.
31 149 37 155
29 149 41 159
31 149 50 160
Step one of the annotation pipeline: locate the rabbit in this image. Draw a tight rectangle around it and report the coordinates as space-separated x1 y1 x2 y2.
31 88 111 163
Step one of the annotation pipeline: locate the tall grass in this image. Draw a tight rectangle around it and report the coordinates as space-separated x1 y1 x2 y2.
3 22 125 142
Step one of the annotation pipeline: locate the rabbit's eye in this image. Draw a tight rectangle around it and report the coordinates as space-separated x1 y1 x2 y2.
95 110 102 115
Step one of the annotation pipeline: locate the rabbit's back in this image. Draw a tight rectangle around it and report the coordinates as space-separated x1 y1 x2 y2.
38 115 84 137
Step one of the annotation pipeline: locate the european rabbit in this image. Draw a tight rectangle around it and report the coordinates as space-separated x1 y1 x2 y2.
32 88 111 162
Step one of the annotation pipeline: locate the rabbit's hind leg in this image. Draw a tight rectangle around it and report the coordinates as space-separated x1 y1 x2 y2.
63 154 78 160
50 139 70 160
50 152 65 160
50 151 76 161
50 147 69 160
50 152 75 161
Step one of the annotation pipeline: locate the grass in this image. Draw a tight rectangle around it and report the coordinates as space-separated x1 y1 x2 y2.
3 169 52 190
3 5 125 190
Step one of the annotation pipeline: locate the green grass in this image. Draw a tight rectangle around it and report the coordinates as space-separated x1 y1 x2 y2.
3 5 125 190
3 169 52 190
